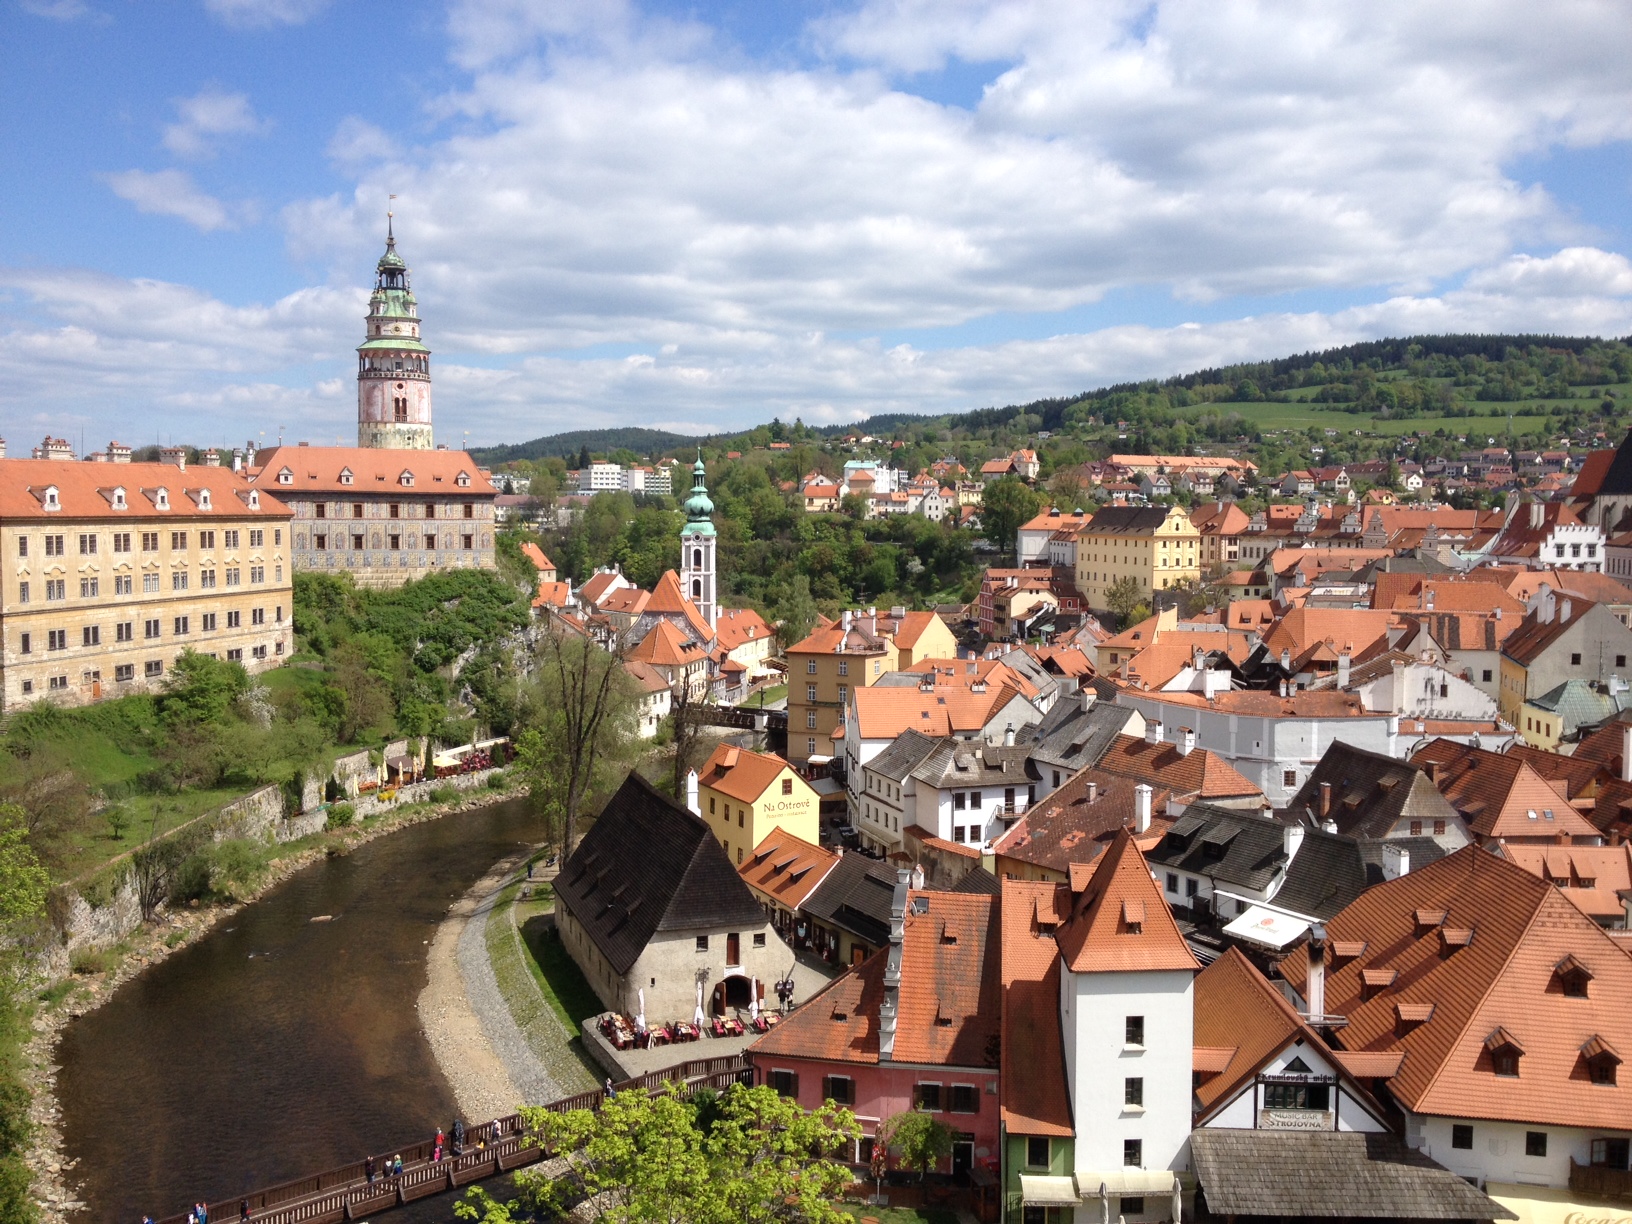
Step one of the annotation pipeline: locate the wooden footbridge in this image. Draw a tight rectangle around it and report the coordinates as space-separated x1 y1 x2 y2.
151 1055 753 1224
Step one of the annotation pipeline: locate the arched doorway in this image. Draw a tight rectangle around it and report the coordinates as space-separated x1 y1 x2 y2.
711 976 760 1015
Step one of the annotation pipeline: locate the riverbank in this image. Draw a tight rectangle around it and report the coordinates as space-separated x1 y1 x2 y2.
23 778 529 1224
419 858 599 1126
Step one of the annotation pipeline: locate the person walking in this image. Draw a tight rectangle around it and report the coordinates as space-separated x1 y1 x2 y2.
239 1199 250 1222
603 1077 617 1098
365 1155 375 1184
198 1203 209 1224
392 1155 403 1178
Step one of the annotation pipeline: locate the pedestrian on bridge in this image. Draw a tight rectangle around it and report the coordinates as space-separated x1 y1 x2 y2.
365 1155 375 1184
239 1199 249 1222
391 1155 404 1178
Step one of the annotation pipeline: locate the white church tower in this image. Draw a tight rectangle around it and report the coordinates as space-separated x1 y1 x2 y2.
680 451 717 630
356 215 433 450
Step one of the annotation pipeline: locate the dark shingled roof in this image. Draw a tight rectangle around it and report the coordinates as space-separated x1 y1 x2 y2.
1025 695 1136 776
1191 1130 1515 1220
800 852 900 948
1283 742 1461 841
1359 835 1447 885
554 771 768 976
1586 430 1632 497
1147 803 1288 893
1083 504 1173 535
1269 826 1370 919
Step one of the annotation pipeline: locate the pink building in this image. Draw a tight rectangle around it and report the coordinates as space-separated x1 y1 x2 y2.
747 875 1002 1179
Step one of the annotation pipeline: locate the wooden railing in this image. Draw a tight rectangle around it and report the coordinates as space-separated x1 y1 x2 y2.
151 1056 754 1224
1571 1159 1632 1202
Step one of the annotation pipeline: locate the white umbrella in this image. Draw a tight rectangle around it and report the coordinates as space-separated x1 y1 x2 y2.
694 979 706 1027
1171 1176 1183 1224
636 988 645 1032
750 992 759 1022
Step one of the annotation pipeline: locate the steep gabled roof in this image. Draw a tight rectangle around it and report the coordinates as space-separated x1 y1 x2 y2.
1056 830 1197 974
698 743 793 805
626 619 706 667
738 826 839 911
1096 734 1261 801
1001 878 1073 1135
646 569 712 639
1280 846 1632 1130
750 888 1001 1069
1409 739 1597 841
555 772 770 976
1284 742 1460 841
1146 803 1290 893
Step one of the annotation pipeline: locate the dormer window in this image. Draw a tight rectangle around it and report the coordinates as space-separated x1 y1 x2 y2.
112 487 127 510
1582 1036 1620 1086
1485 1028 1523 1077
339 468 354 486
399 470 415 487
247 490 259 510
42 485 60 511
277 468 293 485
456 471 470 487
198 489 212 511
154 488 169 510
1555 954 1593 999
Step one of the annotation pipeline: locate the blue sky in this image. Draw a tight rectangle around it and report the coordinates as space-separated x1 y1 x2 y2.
2 0 1630 448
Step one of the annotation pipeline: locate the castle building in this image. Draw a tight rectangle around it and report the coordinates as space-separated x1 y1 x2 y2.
0 459 293 711
679 452 717 630
356 219 433 451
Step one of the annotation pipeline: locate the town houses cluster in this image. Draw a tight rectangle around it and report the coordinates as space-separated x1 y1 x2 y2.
537 436 1632 1224
9 223 1632 1224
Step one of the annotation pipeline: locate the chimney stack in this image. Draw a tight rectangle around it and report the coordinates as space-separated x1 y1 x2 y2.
1530 500 1544 529
1086 781 1098 805
1145 719 1164 747
1337 652 1351 689
1081 686 1097 713
1177 726 1196 758
1306 923 1327 1021
1134 784 1153 834
911 863 925 890
1004 723 1016 748
685 769 700 817
1319 781 1332 818
1621 723 1632 785
1284 821 1305 864
879 869 909 1061
1382 843 1410 880
1281 647 1292 673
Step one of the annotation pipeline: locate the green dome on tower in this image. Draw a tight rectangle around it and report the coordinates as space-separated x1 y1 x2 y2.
682 451 715 536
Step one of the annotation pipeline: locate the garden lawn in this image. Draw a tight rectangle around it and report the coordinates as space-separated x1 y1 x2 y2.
837 1208 959 1224
516 887 605 1031
485 880 599 1094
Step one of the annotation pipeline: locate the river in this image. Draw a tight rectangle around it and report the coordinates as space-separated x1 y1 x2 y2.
55 797 542 1224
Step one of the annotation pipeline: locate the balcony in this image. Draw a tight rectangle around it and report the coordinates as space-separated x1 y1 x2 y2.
1571 1160 1632 1202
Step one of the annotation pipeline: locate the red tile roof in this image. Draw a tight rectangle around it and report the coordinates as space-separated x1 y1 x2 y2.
1281 846 1632 1129
698 742 794 806
252 445 494 495
749 889 1001 1068
0 458 290 520
626 619 706 667
1001 878 1074 1135
646 569 712 639
1096 734 1261 801
1055 830 1198 974
1411 739 1597 841
737 826 839 911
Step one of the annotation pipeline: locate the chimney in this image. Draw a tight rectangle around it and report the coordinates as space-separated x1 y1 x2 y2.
1530 501 1544 529
1284 821 1305 863
1193 645 1206 671
1306 924 1327 1020
1003 723 1016 747
910 863 925 890
1621 723 1632 785
1145 719 1164 747
1177 727 1196 758
834 844 844 857
1494 605 1502 621
1086 781 1098 805
1337 652 1351 689
1280 647 1292 672
1425 588 1435 611
1134 784 1153 833
685 769 700 817
1382 843 1410 880
1081 687 1097 713
879 869 909 1061
841 609 853 633
1318 781 1332 818
1560 598 1572 622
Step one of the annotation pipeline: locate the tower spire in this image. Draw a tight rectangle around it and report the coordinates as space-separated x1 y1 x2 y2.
356 216 432 450
680 448 718 631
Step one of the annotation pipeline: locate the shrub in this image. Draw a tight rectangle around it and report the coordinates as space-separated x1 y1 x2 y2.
69 947 115 976
430 785 458 804
327 802 355 827
487 770 507 789
209 839 269 901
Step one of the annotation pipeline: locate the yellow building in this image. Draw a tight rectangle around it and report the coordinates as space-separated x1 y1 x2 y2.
1073 504 1202 611
784 607 956 764
0 459 294 710
697 743 821 866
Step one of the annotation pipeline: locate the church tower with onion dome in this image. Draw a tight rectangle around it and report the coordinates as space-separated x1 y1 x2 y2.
679 451 717 630
356 216 433 449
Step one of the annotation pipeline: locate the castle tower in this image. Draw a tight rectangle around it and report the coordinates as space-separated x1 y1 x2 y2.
356 216 433 450
680 451 717 630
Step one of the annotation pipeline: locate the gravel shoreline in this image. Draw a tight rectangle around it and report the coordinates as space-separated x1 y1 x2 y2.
22 782 529 1224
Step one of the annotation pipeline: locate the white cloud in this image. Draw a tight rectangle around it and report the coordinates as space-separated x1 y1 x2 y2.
18 0 97 19
1463 247 1632 298
103 169 241 231
163 87 270 159
202 0 331 29
326 116 399 167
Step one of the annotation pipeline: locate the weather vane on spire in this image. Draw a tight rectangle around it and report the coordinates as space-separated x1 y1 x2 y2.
387 193 397 242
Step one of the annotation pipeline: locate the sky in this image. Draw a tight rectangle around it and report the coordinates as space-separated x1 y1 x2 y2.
2 0 1631 450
